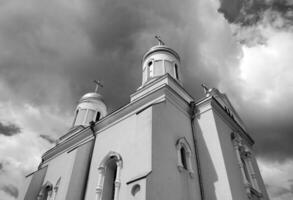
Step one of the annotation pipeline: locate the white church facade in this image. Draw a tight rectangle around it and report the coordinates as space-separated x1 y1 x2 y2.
18 40 269 200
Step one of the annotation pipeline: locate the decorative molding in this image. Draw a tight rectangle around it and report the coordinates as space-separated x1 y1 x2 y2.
96 151 123 200
231 132 263 198
176 137 194 178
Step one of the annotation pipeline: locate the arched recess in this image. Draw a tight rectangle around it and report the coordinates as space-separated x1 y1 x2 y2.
37 181 53 200
176 137 194 178
95 152 123 200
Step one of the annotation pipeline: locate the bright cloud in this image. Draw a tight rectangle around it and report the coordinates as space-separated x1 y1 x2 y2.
238 28 293 107
259 159 293 200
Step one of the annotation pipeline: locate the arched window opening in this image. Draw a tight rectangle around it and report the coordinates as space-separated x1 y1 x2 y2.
180 147 187 170
96 112 101 122
175 64 179 79
96 152 123 200
176 138 194 178
37 181 53 200
148 61 153 66
102 158 118 200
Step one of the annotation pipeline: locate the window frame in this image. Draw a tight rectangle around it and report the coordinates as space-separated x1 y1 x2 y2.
96 152 123 200
231 132 262 199
176 137 194 178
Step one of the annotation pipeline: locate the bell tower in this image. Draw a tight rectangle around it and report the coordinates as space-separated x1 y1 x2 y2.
141 36 182 87
72 80 107 127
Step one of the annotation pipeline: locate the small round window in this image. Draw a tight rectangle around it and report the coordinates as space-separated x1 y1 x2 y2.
131 184 140 196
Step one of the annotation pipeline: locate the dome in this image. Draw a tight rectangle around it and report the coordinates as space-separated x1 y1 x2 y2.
79 92 104 103
140 41 182 87
143 44 180 62
72 81 107 127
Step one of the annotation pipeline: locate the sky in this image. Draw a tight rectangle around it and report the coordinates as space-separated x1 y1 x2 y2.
0 0 292 199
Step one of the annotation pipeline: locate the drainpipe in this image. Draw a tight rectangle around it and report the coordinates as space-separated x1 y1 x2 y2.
82 121 97 200
189 101 205 200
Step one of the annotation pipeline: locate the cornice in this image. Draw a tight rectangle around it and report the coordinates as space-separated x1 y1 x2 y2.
41 80 194 163
196 97 254 145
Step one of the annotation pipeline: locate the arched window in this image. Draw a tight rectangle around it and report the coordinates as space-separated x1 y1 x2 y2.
176 138 194 178
231 132 262 198
96 152 123 200
180 147 188 170
174 63 179 79
96 112 101 122
37 181 53 200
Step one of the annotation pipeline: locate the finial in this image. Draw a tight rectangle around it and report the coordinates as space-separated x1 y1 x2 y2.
155 35 165 45
94 80 103 93
201 83 211 97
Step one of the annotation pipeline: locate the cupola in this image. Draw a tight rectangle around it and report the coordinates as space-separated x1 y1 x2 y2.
141 36 182 87
72 81 107 127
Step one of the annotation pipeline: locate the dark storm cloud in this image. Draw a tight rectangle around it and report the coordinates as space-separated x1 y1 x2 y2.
48 0 214 112
39 134 56 144
218 0 293 27
0 184 19 198
0 0 211 115
0 121 21 136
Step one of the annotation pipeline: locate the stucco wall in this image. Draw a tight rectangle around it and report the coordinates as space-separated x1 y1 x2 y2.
65 140 94 200
42 147 77 200
17 174 32 200
213 109 251 199
84 106 152 200
195 105 234 200
148 100 201 200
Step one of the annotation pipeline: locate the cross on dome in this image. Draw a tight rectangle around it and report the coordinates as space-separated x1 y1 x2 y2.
155 35 165 45
94 80 103 93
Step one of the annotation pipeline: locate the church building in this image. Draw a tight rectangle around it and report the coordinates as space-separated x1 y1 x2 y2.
18 39 270 200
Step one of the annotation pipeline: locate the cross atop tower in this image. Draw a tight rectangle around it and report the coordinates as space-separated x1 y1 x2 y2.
94 80 103 93
155 35 165 45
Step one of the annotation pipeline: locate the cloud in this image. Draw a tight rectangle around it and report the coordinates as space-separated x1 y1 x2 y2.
259 159 293 199
0 0 292 199
218 0 293 26
0 122 21 136
215 0 293 162
0 184 18 198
